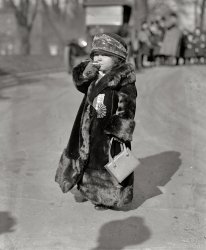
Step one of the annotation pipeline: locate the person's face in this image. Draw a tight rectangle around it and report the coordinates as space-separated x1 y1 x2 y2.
93 54 115 73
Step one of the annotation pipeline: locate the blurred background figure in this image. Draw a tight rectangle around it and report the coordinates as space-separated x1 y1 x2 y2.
154 16 166 65
117 23 133 64
137 21 152 69
159 12 183 66
193 27 206 64
180 27 206 65
158 16 167 37
148 19 165 66
199 31 206 64
180 29 195 65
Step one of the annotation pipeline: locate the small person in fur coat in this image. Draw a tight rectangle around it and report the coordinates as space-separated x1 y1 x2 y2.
56 33 137 210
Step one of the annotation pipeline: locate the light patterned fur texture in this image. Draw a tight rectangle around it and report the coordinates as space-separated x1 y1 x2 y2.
79 169 133 208
55 149 83 193
79 105 91 161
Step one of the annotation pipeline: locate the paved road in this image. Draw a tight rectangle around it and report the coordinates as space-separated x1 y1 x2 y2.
0 66 205 250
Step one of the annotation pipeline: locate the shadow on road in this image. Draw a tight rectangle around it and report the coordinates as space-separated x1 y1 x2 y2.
127 151 181 210
0 211 17 234
71 151 181 209
91 216 151 250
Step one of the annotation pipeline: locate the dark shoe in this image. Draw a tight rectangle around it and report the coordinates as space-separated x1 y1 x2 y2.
94 205 109 211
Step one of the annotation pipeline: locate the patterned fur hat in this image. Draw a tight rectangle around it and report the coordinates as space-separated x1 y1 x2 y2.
90 33 128 60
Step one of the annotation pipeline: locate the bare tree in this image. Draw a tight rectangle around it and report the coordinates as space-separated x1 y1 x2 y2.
49 0 62 15
194 0 200 27
44 0 78 18
200 0 206 30
136 0 149 26
8 0 39 55
41 0 78 42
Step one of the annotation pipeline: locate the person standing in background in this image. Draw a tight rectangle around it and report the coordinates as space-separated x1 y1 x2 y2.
138 21 152 68
159 12 182 66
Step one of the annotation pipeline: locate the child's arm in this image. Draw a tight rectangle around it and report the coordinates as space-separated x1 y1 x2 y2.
72 60 99 94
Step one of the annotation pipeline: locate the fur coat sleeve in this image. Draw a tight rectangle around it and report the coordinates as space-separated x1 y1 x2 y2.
104 82 137 142
102 63 137 142
72 60 98 94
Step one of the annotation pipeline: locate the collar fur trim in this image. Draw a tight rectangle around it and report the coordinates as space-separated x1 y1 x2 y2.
87 62 136 103
102 62 136 89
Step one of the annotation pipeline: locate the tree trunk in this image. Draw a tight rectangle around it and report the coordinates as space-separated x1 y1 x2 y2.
139 0 149 20
135 0 148 31
200 0 206 31
18 26 31 55
9 0 39 55
194 0 199 28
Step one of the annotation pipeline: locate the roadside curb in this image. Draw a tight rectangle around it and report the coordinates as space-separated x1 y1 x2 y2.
0 75 18 89
15 67 66 78
0 67 66 90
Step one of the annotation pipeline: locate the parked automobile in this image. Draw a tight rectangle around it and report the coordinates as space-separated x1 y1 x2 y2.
65 0 138 73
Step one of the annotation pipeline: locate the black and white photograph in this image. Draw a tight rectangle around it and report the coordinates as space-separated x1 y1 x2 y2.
0 0 206 249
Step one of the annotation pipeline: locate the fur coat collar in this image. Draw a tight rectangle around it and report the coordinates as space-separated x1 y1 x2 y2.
87 62 136 103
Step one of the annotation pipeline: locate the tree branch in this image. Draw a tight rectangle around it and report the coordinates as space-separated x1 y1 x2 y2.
200 0 206 30
8 0 19 12
28 1 39 31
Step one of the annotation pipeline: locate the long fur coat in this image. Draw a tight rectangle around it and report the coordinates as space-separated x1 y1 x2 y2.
56 60 137 208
